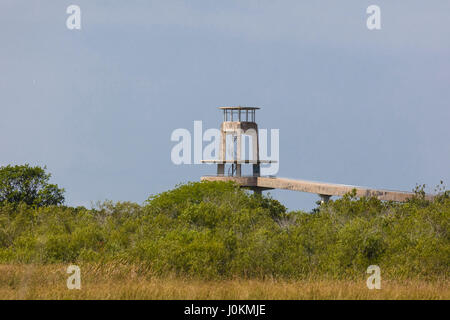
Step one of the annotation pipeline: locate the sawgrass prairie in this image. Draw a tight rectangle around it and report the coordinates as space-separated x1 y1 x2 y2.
0 264 448 300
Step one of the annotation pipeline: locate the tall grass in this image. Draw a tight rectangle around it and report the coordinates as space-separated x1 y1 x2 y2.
0 264 448 300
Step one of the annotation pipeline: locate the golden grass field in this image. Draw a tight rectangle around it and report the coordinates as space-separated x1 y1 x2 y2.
0 264 448 300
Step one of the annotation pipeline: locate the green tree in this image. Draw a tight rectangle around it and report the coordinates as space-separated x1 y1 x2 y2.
0 164 65 207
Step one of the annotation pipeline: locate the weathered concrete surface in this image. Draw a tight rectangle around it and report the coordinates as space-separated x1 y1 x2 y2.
201 160 275 164
202 176 258 186
201 176 434 202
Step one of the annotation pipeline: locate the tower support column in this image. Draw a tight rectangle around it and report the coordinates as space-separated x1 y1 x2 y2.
217 164 224 176
253 164 260 177
318 194 331 204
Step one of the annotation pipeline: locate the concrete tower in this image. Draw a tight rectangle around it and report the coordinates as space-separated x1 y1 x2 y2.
218 106 259 177
202 106 273 179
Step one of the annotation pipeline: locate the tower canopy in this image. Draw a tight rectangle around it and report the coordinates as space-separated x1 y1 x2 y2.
219 106 260 123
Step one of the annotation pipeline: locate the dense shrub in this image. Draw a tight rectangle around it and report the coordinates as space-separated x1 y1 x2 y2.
0 164 65 207
0 181 448 280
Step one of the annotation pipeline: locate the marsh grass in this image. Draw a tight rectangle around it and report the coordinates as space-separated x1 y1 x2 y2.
0 264 448 300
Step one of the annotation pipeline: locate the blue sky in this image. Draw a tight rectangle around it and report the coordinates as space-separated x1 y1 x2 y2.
1 1 449 210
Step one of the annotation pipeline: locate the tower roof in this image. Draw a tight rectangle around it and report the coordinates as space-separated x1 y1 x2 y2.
219 106 260 110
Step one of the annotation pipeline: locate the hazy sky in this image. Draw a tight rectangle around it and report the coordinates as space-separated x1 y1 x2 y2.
1 1 449 210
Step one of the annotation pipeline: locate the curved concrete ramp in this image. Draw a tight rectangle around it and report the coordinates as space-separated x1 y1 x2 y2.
201 176 433 202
